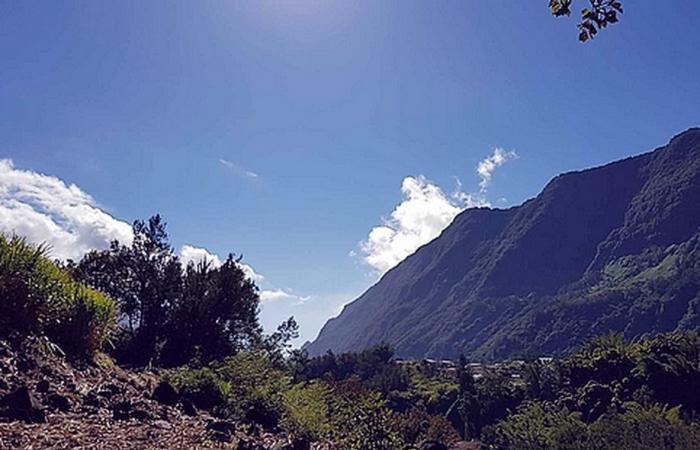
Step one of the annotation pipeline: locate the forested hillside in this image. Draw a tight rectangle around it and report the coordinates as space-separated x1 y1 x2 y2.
307 128 700 360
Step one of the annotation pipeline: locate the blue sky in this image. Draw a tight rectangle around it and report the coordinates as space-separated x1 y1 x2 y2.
1 1 699 344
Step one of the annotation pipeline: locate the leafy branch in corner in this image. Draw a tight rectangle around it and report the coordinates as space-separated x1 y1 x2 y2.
549 0 623 42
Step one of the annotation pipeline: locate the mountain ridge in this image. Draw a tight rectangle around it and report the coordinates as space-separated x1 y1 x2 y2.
306 128 700 360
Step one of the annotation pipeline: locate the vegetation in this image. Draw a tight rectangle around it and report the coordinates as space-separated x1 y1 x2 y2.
161 331 700 449
0 234 115 357
4 210 700 449
71 215 264 366
549 0 623 42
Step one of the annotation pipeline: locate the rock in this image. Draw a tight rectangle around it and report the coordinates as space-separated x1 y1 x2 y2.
0 386 46 423
245 402 279 429
207 420 236 442
96 383 121 399
16 357 36 372
83 391 108 409
131 408 151 421
421 442 449 450
247 423 260 437
280 438 310 450
236 439 266 450
112 400 132 421
207 420 236 434
292 438 311 450
47 392 71 412
450 443 481 450
154 419 173 430
180 398 197 416
152 381 179 406
35 379 50 393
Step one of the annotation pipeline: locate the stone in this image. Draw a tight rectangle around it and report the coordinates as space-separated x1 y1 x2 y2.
180 398 197 416
154 419 173 430
96 383 121 399
83 391 108 409
207 420 236 442
131 408 151 421
421 442 449 450
152 381 179 406
35 379 50 393
279 438 310 450
236 439 266 450
291 438 310 450
1 386 46 423
112 400 132 421
47 392 71 412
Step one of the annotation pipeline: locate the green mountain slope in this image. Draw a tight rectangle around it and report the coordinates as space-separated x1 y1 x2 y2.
306 128 700 360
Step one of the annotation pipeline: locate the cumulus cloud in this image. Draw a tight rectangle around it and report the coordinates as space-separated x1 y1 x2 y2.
0 159 133 261
179 244 223 267
219 158 258 178
0 159 310 314
358 148 517 274
178 244 265 283
477 148 518 192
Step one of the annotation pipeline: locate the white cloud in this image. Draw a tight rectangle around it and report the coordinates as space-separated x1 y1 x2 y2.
219 158 258 178
477 148 518 192
0 159 313 316
240 262 265 283
178 244 265 284
179 244 223 267
260 288 311 305
358 148 517 274
0 159 133 261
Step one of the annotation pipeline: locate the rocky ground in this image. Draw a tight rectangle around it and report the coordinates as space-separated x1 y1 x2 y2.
0 338 317 450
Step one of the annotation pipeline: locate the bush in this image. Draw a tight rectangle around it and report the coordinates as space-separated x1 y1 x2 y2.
166 366 230 411
214 351 290 426
46 284 115 356
389 409 460 448
0 235 116 357
167 351 290 427
281 381 332 441
327 377 403 450
483 401 700 450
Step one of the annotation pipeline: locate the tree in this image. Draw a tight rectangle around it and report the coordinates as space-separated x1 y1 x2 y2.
75 215 181 364
448 354 479 439
549 0 623 42
160 253 262 366
75 214 262 366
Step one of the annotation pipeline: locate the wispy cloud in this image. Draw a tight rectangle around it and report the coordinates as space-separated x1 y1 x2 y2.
477 148 518 193
358 148 518 274
260 288 311 305
219 158 259 178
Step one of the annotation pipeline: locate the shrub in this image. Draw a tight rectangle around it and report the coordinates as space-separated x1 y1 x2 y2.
0 235 116 357
166 366 230 411
281 381 332 441
46 284 115 356
214 351 290 426
389 409 460 448
481 401 589 450
167 351 291 427
327 377 403 450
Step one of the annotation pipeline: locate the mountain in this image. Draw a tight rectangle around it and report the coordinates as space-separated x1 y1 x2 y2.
306 128 700 361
